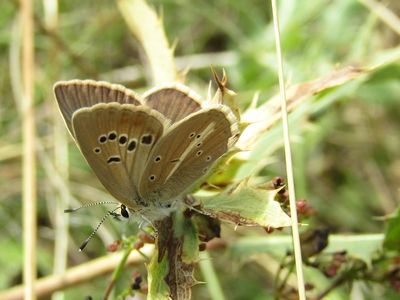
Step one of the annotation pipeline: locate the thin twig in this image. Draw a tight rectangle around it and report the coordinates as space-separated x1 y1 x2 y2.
270 1 306 299
0 245 154 300
358 0 400 36
21 0 37 298
314 274 348 300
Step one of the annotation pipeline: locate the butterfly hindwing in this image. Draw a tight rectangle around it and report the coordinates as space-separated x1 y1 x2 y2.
138 106 238 202
71 103 167 209
54 80 143 135
143 84 202 123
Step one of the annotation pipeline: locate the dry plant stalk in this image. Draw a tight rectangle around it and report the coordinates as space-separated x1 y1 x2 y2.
0 245 154 300
117 0 177 84
270 0 306 299
20 0 37 299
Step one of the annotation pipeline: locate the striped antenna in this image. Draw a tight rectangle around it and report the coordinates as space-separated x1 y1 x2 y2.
64 201 118 213
79 206 124 251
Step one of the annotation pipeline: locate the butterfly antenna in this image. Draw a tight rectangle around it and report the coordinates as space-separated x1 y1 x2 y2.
79 206 121 251
64 201 117 213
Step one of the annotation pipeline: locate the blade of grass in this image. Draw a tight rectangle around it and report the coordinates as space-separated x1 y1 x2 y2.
199 251 226 300
42 2 71 300
270 1 306 299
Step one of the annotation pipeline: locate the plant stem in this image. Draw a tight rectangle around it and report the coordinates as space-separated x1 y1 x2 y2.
103 245 134 300
199 251 226 300
21 0 37 298
270 0 306 299
117 0 177 85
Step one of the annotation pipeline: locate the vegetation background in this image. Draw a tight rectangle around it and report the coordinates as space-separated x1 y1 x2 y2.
0 0 399 299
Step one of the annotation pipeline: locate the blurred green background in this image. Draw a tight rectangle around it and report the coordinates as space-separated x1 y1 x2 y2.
0 0 399 299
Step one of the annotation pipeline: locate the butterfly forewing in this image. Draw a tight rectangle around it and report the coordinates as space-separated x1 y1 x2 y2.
138 106 238 202
71 103 166 209
143 84 202 123
54 80 143 135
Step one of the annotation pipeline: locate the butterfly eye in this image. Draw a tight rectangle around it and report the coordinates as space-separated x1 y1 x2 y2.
141 134 153 145
206 155 212 161
118 135 128 145
154 156 162 162
189 132 195 138
127 139 137 152
98 135 107 144
108 131 117 141
149 175 156 181
120 205 129 218
93 147 101 154
196 150 203 156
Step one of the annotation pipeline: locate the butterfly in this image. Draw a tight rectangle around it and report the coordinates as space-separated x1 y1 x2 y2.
53 80 239 220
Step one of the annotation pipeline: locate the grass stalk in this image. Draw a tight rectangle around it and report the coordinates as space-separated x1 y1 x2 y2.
199 251 225 300
21 0 37 298
41 2 72 300
270 0 306 299
358 0 400 36
117 0 177 84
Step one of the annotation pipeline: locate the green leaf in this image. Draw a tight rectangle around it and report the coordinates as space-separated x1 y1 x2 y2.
197 181 291 228
147 250 170 300
180 219 200 264
383 208 400 251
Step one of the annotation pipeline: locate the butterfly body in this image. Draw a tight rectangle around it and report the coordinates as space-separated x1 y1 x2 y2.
54 80 238 220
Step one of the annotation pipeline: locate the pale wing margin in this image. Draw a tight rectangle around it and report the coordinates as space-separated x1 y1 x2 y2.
54 79 144 135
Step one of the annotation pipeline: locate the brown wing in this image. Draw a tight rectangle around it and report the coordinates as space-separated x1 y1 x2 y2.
54 80 143 135
138 106 238 203
72 103 167 209
143 84 202 123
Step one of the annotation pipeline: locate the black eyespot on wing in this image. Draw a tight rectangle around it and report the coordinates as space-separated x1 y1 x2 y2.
119 135 127 145
149 175 156 181
206 155 212 161
141 134 153 145
99 135 107 143
189 132 195 138
93 147 101 154
196 150 203 156
196 134 201 139
127 140 137 151
196 143 202 147
107 156 121 164
154 156 161 162
108 131 117 141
